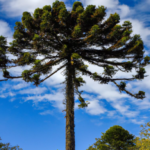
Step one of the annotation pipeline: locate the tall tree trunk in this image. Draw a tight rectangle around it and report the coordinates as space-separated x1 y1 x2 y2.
65 61 75 150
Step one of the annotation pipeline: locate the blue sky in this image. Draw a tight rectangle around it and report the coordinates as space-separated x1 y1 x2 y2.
0 0 150 150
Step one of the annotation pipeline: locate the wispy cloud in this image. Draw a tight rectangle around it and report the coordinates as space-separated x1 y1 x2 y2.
130 119 145 125
81 0 119 9
9 98 16 102
8 91 16 96
19 87 47 94
39 110 54 115
13 82 29 90
0 0 68 18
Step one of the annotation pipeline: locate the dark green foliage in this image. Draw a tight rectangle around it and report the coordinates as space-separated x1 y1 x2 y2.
144 55 150 64
85 5 96 15
123 61 134 72
0 36 10 68
14 52 35 66
86 125 137 150
77 90 89 108
31 74 40 86
119 81 126 92
132 68 146 80
42 5 51 12
135 91 145 99
74 76 86 87
103 65 118 77
21 70 31 82
0 137 23 150
2 68 9 78
72 1 84 11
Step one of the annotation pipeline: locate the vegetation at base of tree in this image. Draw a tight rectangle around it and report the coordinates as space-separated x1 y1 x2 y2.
130 121 150 150
0 137 23 150
86 122 150 150
0 0 150 149
86 125 137 150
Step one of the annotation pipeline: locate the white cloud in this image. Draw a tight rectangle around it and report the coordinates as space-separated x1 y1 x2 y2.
0 0 68 18
85 99 107 115
19 87 47 94
39 110 54 115
0 83 11 92
8 91 16 96
133 0 150 12
41 64 67 87
13 82 29 90
0 82 16 97
107 110 116 117
130 119 145 125
142 116 148 119
9 98 15 102
90 119 103 126
81 0 119 9
0 94 7 98
117 4 130 18
6 65 34 77
0 20 13 40
0 91 15 98
22 87 81 113
0 20 14 49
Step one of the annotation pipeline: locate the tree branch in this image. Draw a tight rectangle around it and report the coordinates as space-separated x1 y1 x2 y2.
78 48 143 60
75 65 147 100
112 80 145 99
39 63 67 83
81 55 139 68
0 79 8 81
75 64 145 82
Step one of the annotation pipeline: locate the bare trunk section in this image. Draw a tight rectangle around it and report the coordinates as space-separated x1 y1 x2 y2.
65 61 75 150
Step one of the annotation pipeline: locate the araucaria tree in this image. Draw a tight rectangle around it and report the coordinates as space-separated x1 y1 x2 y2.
0 0 150 150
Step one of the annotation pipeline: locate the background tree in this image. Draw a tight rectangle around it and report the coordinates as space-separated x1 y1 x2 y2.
0 137 23 150
0 0 150 150
86 122 150 150
129 121 150 150
86 125 137 150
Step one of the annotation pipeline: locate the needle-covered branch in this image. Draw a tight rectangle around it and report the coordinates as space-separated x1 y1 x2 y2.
112 81 145 99
81 55 139 71
39 62 67 83
1 57 66 85
75 63 148 99
0 79 8 81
